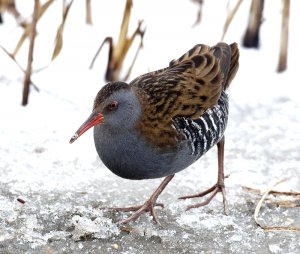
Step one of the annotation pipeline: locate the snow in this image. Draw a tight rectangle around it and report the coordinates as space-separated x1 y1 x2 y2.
71 214 119 241
1 0 300 253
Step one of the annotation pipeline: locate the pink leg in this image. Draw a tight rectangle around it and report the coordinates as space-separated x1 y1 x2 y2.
110 175 175 225
179 137 228 214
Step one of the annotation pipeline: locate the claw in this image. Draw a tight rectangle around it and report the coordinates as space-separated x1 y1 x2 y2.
107 175 174 225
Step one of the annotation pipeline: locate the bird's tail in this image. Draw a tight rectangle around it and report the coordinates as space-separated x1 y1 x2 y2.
224 42 239 90
169 42 239 91
205 42 239 91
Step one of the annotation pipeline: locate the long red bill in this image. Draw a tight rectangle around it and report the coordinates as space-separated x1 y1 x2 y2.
69 111 104 144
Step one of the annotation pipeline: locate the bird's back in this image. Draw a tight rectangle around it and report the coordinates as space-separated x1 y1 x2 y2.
131 42 239 151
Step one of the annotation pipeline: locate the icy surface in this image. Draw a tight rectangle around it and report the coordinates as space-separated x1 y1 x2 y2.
1 0 300 253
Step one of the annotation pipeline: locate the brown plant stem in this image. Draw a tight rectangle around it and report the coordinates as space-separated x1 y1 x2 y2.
89 0 145 82
242 0 264 48
242 186 300 197
253 178 300 232
191 0 203 27
277 0 290 72
22 0 39 106
89 37 113 70
0 45 39 91
86 0 92 24
221 0 244 41
13 0 54 57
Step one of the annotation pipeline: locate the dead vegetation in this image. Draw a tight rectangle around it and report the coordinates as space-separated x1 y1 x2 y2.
1 0 145 105
191 0 204 27
243 179 300 232
222 0 290 73
89 0 145 82
0 0 294 106
277 0 290 72
22 0 39 106
242 0 264 48
0 0 27 27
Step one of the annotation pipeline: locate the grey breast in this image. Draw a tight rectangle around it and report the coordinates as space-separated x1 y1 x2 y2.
93 91 229 180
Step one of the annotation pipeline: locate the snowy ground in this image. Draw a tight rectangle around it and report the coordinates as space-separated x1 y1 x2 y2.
1 1 300 253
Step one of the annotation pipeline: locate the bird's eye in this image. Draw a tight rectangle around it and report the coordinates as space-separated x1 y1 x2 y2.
106 101 118 111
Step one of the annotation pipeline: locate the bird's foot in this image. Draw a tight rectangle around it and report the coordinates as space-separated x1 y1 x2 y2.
106 175 174 225
179 182 228 215
109 200 164 225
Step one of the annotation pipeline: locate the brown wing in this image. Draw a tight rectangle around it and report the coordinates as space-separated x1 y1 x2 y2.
132 42 239 149
170 42 239 90
134 43 237 120
169 43 211 67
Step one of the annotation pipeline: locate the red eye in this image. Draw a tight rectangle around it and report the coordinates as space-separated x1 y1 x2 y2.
107 101 118 111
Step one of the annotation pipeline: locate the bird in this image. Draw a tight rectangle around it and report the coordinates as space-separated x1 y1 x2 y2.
70 42 239 225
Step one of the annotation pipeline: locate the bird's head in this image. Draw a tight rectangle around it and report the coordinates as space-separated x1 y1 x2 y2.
69 81 140 144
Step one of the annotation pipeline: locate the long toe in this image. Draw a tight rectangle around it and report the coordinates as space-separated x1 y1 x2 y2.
180 183 228 214
185 187 219 211
117 201 164 225
220 186 228 215
179 184 218 200
108 205 143 212
116 175 174 224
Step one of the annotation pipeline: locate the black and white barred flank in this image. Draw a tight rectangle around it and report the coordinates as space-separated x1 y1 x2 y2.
173 91 229 157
